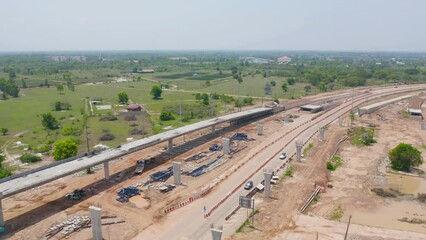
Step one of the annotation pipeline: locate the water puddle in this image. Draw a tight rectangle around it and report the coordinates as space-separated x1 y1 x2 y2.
352 201 426 233
387 173 426 195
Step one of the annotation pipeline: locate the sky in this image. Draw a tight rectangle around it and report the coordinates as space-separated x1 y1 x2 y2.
0 0 425 52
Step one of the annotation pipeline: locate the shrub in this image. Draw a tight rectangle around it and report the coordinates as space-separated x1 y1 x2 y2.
160 110 175 121
62 126 81 136
99 115 118 121
39 145 51 153
389 143 423 172
100 133 115 141
53 138 78 160
125 115 137 121
129 128 145 135
20 154 42 163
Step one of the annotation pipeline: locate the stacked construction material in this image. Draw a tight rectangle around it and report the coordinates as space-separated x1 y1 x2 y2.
116 187 142 203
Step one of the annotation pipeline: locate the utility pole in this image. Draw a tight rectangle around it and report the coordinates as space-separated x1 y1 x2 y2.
180 100 182 128
344 215 352 240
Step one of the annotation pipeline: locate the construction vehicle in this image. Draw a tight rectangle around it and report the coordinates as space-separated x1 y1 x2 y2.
65 189 86 200
134 160 145 175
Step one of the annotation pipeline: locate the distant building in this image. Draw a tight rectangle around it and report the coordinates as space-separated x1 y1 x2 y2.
135 69 155 74
169 57 189 61
239 57 270 64
277 56 292 64
50 56 86 62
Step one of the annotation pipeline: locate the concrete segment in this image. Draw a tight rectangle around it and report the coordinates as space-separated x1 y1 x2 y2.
89 206 102 240
296 141 303 162
359 94 414 115
103 162 109 180
173 162 182 185
319 127 325 141
222 138 230 155
168 139 173 154
257 124 264 135
263 170 273 198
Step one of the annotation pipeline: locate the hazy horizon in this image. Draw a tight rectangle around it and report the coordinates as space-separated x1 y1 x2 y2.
1 0 425 52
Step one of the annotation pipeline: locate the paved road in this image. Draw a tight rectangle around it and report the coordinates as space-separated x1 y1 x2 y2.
134 84 426 240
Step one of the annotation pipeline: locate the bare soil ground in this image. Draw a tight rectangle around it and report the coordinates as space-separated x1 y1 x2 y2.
230 99 426 240
3 107 307 240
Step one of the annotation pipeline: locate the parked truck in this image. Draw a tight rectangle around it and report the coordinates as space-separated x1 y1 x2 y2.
134 160 145 175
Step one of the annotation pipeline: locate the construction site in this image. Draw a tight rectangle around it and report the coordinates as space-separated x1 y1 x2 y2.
2 85 426 240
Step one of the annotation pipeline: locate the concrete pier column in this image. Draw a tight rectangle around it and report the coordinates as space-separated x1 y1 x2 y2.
173 162 182 185
263 170 273 198
210 224 223 240
296 141 303 162
257 124 264 135
0 192 4 227
319 127 325 141
421 122 426 130
222 138 230 154
89 206 103 240
103 162 110 180
211 125 216 134
338 118 344 127
168 139 173 154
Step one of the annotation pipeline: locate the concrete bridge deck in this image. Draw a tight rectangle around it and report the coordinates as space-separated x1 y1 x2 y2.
0 107 273 198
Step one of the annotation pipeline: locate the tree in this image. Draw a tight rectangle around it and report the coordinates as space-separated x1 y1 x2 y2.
281 82 288 92
287 78 296 85
118 92 129 103
21 79 27 88
304 85 312 93
0 128 8 135
52 138 78 160
201 93 209 105
264 82 272 95
150 85 163 99
41 112 60 130
8 70 16 81
205 80 211 86
0 78 19 97
319 81 327 92
159 110 175 121
270 80 276 87
195 93 202 100
56 84 64 94
237 74 243 84
389 143 423 172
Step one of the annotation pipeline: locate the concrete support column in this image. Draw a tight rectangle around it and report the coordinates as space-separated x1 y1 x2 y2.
222 138 230 155
257 124 264 135
89 206 103 240
339 118 344 127
0 192 4 227
210 224 223 240
211 125 216 134
263 170 273 198
421 122 426 130
319 127 325 141
173 162 182 185
296 141 303 162
103 162 110 180
168 138 173 154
